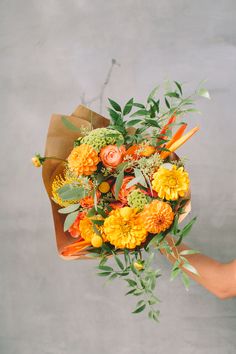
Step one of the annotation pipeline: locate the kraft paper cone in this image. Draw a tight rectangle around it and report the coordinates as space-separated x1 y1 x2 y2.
42 105 191 260
42 105 110 260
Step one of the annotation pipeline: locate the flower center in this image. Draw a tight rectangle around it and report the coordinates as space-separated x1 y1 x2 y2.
168 177 178 187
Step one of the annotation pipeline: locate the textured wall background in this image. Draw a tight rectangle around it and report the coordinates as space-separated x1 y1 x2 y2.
1 1 236 353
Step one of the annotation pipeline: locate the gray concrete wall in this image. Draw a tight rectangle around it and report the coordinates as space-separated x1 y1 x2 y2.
1 1 236 353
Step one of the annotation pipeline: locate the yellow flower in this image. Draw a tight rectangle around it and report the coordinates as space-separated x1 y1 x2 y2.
67 144 100 176
152 165 189 201
79 215 105 243
103 207 148 249
31 156 41 167
51 174 79 207
140 200 174 234
98 181 110 193
134 261 144 271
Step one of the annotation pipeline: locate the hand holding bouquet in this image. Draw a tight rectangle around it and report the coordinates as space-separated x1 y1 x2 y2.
33 81 209 321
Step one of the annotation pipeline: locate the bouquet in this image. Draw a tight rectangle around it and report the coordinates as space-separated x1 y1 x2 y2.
33 81 209 321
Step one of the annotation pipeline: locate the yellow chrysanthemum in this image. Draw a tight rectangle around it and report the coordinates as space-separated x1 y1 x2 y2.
152 165 190 201
103 207 148 249
67 144 100 176
79 215 105 244
51 174 79 207
140 200 174 234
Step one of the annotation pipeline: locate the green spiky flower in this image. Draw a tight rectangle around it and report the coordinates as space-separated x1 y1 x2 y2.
79 128 124 152
127 190 148 211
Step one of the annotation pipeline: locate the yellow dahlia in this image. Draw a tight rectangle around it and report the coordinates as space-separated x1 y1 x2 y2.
140 200 174 234
152 165 189 201
52 174 79 207
67 144 100 176
103 207 148 249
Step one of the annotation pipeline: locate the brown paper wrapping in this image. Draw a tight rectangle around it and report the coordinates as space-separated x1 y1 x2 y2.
42 105 191 260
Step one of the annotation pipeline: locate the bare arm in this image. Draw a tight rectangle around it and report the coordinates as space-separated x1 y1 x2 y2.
160 235 236 299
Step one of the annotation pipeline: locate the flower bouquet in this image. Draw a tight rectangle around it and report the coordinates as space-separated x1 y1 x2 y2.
33 81 209 321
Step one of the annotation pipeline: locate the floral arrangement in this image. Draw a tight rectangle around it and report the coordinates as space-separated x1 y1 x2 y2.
33 81 209 322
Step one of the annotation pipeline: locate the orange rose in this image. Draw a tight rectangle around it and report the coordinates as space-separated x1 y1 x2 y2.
100 145 125 168
112 175 136 203
68 211 86 238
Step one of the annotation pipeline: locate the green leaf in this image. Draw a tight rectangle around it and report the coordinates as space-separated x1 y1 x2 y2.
180 217 197 238
108 98 122 112
115 169 124 199
114 255 124 270
152 310 160 322
123 98 134 115
108 273 118 280
174 81 183 95
136 300 145 307
184 108 201 113
58 204 80 214
149 98 160 113
97 207 107 218
97 272 112 277
132 304 146 314
92 219 104 226
133 102 146 109
97 265 113 272
165 91 180 98
108 108 121 123
93 188 98 211
145 119 161 128
58 187 86 201
165 97 170 109
145 252 154 268
170 267 181 281
126 119 142 127
134 168 147 187
182 272 190 290
87 207 96 217
147 86 159 102
130 109 149 117
125 279 137 287
63 211 79 231
61 116 81 131
125 288 136 296
182 263 199 276
197 87 210 99
179 249 200 256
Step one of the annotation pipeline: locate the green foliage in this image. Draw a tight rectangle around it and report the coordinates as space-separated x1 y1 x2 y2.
114 168 124 199
95 248 161 322
63 211 79 231
58 204 80 214
57 185 87 201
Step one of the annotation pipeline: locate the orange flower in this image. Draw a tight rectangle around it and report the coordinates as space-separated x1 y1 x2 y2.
109 201 125 210
67 144 100 176
80 191 101 208
79 215 106 243
100 145 125 168
68 211 86 238
140 200 174 234
125 144 155 159
112 175 136 203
